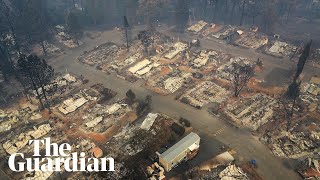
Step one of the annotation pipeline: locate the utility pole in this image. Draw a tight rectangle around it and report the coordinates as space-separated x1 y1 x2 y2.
123 16 130 52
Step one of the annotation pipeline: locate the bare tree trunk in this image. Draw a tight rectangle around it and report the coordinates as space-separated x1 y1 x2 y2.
239 0 246 26
230 1 236 24
287 97 297 131
125 28 129 52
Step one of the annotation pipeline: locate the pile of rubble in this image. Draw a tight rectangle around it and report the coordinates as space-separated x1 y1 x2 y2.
297 157 320 179
146 162 165 180
233 31 268 49
146 66 192 94
201 24 225 37
128 58 161 79
57 88 99 115
301 76 320 112
270 131 320 159
186 49 231 72
109 52 143 72
107 113 171 159
164 42 188 60
55 25 82 48
191 50 216 68
82 103 132 133
266 41 297 57
33 73 80 97
56 32 81 48
24 170 55 180
215 57 251 81
219 164 249 180
0 108 42 133
3 124 52 154
78 42 119 66
187 21 208 34
180 81 228 108
225 93 277 130
210 25 236 40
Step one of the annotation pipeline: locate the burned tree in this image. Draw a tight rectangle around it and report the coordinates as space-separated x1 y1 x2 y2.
0 0 22 56
280 81 301 131
123 16 131 51
16 54 54 110
138 30 154 56
126 89 136 104
175 0 190 33
66 9 83 46
137 95 153 116
232 63 255 97
17 0 52 56
0 42 14 81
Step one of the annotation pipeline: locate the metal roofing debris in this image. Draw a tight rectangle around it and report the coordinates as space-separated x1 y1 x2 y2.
188 21 208 33
193 50 210 68
140 113 158 131
136 65 153 76
106 103 123 114
129 59 151 74
212 26 235 39
164 42 188 59
85 116 103 128
31 124 52 139
58 97 88 115
111 52 143 71
159 132 200 162
234 32 269 49
63 73 77 83
269 41 297 56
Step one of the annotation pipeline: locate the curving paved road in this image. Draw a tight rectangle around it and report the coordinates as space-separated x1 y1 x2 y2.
48 27 306 180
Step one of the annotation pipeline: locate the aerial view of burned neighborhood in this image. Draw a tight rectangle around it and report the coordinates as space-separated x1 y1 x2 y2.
0 0 319 180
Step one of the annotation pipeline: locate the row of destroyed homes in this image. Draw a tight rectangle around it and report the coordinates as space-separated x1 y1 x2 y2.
186 21 320 179
70 24 320 179
186 20 320 64
0 70 214 179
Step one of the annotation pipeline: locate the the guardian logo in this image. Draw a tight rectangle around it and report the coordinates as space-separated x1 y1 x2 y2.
8 138 115 172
